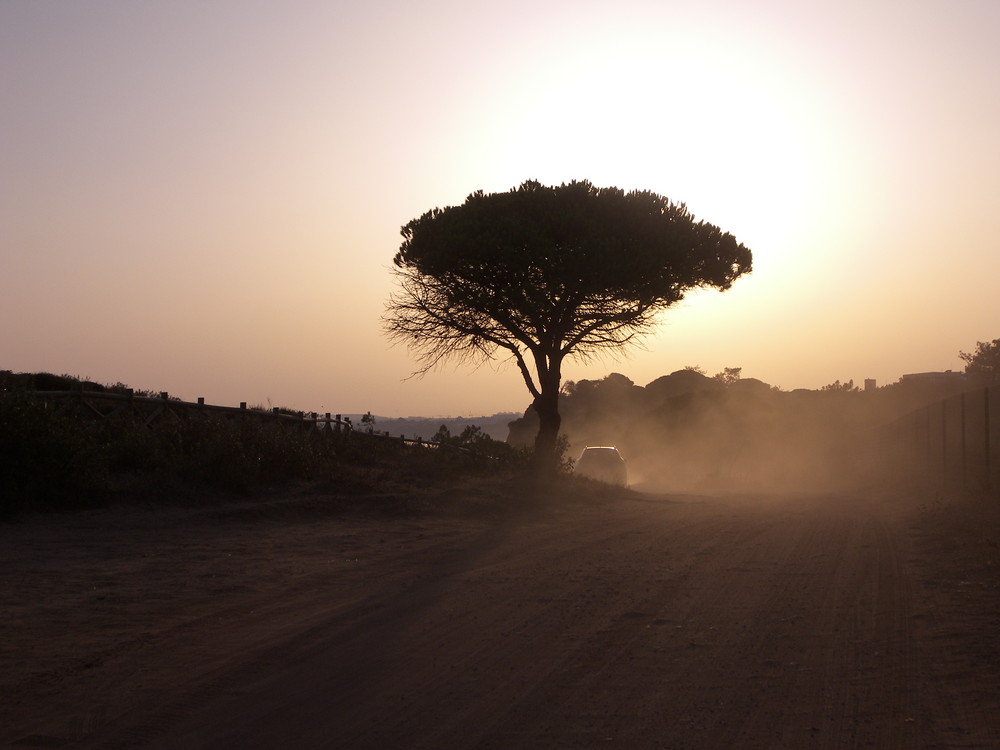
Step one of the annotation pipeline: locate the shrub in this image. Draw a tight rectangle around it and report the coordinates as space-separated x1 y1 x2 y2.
0 391 106 516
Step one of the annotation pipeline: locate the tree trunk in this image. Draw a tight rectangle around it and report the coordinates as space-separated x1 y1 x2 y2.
533 394 561 466
531 361 563 477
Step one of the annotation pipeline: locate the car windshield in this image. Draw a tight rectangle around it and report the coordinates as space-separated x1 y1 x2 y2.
579 447 622 464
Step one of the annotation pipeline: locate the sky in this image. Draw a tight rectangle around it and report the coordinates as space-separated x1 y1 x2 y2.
2 0 999 417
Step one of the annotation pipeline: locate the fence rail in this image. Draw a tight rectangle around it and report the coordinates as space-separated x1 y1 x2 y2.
23 388 475 452
27 388 356 433
884 384 999 497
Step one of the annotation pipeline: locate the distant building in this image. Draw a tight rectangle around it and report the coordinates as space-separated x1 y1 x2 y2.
899 370 966 386
864 378 877 392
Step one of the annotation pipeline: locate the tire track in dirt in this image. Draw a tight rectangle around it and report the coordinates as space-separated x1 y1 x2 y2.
165 517 682 749
3 514 497 749
69 526 504 750
462 496 927 749
71 495 921 749
902 495 1000 749
7 489 999 749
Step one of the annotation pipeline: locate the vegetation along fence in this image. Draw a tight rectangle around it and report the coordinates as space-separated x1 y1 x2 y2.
885 384 999 497
28 387 355 434
25 387 468 450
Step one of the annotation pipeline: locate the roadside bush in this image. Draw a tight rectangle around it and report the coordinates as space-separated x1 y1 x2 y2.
0 391 106 516
171 418 342 491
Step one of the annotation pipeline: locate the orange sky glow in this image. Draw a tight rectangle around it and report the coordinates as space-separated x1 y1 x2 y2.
2 0 999 417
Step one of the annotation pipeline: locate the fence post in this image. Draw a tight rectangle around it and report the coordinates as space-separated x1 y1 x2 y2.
923 407 931 483
986 387 993 494
941 400 948 486
335 414 341 434
961 392 967 490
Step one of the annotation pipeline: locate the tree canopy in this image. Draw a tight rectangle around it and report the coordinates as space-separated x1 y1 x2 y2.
960 338 1000 382
383 180 752 470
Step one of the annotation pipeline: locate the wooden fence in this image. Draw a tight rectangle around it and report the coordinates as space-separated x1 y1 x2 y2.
883 384 999 497
28 387 355 433
25 388 466 451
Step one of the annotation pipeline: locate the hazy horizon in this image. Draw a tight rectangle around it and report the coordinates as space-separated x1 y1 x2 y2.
3 1 998 417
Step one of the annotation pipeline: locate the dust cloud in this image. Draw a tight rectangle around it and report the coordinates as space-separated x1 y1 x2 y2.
508 371 961 497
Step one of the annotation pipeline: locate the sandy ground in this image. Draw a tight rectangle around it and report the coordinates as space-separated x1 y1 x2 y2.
2 481 999 749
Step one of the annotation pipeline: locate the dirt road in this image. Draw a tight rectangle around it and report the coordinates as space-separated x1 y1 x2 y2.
3 484 999 749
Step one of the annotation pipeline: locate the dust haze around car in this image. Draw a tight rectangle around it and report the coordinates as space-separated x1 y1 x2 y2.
575 446 628 487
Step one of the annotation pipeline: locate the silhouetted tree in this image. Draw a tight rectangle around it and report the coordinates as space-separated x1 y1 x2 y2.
959 338 1000 382
713 366 742 385
821 379 859 392
383 180 752 473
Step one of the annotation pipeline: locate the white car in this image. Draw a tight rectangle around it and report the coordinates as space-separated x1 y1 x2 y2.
575 446 628 486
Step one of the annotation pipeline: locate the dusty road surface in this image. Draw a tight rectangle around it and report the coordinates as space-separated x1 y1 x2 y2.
2 482 999 749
